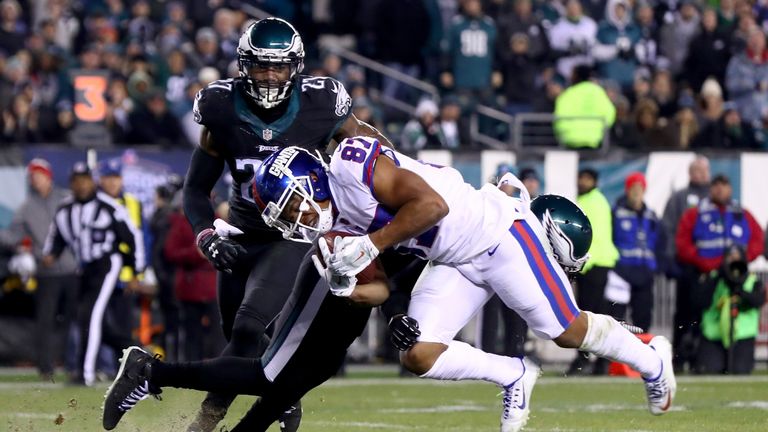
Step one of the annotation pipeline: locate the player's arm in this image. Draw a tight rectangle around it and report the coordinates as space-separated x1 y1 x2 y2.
183 127 224 235
348 265 390 307
332 114 395 150
368 155 449 252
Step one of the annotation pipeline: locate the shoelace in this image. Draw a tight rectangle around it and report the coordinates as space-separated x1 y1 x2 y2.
118 380 151 412
500 385 524 419
645 378 668 403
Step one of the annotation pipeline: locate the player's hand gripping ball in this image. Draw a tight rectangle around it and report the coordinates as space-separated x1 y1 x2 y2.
312 232 379 297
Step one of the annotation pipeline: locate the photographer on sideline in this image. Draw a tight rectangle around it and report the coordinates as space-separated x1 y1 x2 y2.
694 245 766 374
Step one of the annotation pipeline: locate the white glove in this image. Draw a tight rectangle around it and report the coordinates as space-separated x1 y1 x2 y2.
327 235 379 277
312 240 357 297
214 218 244 238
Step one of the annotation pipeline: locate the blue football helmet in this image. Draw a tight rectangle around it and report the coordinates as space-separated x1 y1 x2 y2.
253 147 332 242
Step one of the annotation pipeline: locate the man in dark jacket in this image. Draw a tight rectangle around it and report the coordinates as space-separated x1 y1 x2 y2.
127 90 188 147
684 7 732 96
661 155 710 371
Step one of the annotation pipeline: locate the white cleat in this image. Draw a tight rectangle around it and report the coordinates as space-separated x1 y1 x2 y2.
644 336 677 416
500 357 540 432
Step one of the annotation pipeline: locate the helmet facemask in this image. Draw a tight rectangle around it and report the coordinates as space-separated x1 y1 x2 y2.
260 160 332 243
238 55 302 109
541 209 590 273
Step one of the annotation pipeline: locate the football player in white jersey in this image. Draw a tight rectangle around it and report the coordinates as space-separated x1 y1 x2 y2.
254 137 676 431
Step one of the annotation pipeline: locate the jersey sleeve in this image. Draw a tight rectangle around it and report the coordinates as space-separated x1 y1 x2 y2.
192 79 235 129
329 137 386 196
297 76 353 145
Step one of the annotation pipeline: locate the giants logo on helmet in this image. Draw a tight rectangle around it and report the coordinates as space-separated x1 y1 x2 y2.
268 148 299 178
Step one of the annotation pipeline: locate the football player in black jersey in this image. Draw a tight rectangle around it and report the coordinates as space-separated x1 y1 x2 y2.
182 17 395 432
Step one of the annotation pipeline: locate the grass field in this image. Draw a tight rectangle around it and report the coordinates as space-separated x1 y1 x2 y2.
1 371 767 432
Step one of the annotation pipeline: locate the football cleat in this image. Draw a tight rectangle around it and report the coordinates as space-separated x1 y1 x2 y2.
102 346 161 430
278 401 302 432
644 336 676 415
500 357 540 432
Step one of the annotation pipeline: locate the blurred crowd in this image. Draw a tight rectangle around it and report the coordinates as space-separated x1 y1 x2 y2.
3 0 768 150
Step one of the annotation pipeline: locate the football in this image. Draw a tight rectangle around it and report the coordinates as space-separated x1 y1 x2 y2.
319 231 380 284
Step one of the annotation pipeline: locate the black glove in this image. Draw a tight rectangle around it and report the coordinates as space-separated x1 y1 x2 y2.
196 228 246 273
388 314 421 351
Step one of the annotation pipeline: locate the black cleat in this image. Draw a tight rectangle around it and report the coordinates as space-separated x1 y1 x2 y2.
278 400 302 432
102 346 161 430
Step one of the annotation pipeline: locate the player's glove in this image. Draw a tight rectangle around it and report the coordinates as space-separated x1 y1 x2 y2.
196 226 246 274
327 235 380 277
312 240 358 297
388 314 421 351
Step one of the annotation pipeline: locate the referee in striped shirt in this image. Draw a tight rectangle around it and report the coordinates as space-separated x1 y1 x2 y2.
42 162 145 386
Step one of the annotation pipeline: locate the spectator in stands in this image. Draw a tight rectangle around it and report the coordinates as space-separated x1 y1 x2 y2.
608 172 666 333
698 77 725 127
165 50 195 118
186 27 228 77
659 0 700 77
165 1 194 40
694 244 766 374
667 99 700 150
0 0 27 56
629 70 652 106
519 167 540 198
651 69 678 119
0 159 78 380
593 0 641 92
2 93 42 143
730 12 758 54
554 65 616 149
725 27 768 124
496 0 550 63
571 167 619 375
676 174 765 370
499 32 539 115
127 0 156 49
693 103 760 149
661 155 711 371
164 201 224 361
439 97 465 148
684 7 733 94
373 0 430 103
401 99 454 150
441 0 500 108
634 0 665 73
548 0 598 81
126 88 188 147
212 8 238 59
718 0 738 32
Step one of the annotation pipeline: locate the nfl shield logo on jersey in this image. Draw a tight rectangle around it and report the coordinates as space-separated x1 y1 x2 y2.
263 129 273 141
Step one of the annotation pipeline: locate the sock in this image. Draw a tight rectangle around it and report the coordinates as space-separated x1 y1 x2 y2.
579 312 661 379
420 341 524 387
151 357 270 395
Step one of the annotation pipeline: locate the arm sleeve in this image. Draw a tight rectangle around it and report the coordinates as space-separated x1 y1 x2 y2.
183 147 225 236
42 216 66 258
744 210 765 262
739 279 766 310
675 207 699 266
